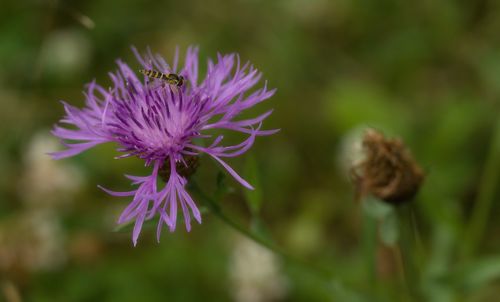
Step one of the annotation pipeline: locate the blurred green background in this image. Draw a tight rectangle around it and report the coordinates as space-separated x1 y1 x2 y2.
1 0 500 301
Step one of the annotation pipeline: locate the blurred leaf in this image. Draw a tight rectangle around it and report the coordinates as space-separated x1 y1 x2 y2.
452 256 500 292
243 154 263 215
250 216 273 243
426 100 490 159
198 205 209 215
213 171 233 202
330 280 372 302
421 226 457 302
379 210 399 246
326 80 409 135
478 51 500 95
216 171 225 189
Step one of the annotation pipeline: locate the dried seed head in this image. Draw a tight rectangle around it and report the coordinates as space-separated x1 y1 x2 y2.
351 129 424 205
159 155 200 182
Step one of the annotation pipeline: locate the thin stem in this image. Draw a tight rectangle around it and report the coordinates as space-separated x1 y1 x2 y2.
361 211 377 292
189 181 364 300
410 207 425 267
463 118 500 259
190 181 330 277
397 204 421 301
393 245 411 302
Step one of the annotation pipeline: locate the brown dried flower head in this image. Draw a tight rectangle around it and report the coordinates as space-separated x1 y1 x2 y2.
351 129 424 205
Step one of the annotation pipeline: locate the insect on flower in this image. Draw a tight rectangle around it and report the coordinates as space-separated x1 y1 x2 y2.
139 69 184 87
51 46 277 246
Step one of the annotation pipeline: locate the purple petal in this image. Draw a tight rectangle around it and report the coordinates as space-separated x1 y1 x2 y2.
51 46 277 245
132 209 147 246
50 141 103 159
205 152 254 190
97 185 136 197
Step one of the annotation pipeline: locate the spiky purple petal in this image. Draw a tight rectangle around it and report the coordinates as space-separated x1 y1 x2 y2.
52 46 276 245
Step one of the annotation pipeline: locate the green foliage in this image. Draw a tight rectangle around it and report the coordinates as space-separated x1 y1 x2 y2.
453 256 500 292
243 154 263 215
1 0 500 301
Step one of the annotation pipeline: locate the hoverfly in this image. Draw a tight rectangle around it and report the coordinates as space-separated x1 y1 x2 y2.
139 69 184 87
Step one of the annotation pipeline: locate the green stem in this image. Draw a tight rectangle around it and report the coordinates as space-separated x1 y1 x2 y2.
397 204 421 301
190 181 330 276
463 118 500 259
361 212 377 292
189 181 364 300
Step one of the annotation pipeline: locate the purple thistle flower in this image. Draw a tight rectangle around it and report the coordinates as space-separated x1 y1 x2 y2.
51 46 277 246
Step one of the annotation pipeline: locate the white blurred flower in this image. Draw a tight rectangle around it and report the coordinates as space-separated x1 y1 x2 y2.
336 126 366 179
19 132 83 208
229 235 288 302
40 29 92 77
0 210 66 273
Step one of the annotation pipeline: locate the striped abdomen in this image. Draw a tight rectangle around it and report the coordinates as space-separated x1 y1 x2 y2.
139 69 184 87
139 69 168 80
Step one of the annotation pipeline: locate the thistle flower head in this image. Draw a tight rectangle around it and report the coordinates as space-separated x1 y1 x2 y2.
51 46 277 245
351 129 424 205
